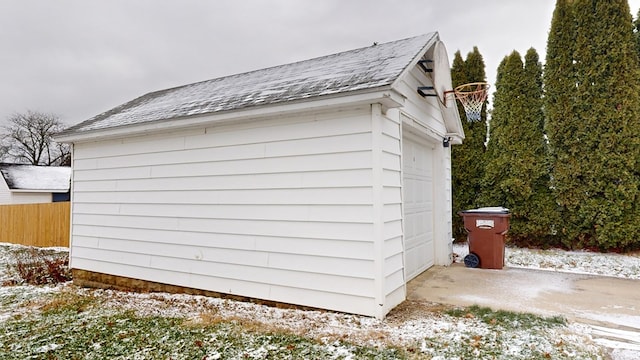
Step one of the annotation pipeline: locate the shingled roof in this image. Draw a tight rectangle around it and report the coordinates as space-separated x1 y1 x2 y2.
60 33 438 136
0 163 71 192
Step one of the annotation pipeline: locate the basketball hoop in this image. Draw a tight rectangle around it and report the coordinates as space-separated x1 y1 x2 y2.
453 82 490 122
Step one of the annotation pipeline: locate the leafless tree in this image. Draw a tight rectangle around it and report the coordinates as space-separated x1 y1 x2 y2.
1 111 70 166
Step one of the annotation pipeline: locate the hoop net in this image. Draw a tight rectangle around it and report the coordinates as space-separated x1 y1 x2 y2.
454 82 489 122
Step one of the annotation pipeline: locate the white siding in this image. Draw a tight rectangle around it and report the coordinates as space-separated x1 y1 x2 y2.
71 108 385 316
398 63 454 268
0 174 57 204
394 67 447 137
0 179 11 204
11 192 52 204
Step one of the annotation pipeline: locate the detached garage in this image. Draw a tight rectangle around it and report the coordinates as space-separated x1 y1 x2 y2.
57 32 464 319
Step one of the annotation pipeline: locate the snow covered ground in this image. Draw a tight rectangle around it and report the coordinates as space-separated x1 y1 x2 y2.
1 242 639 359
453 243 640 280
454 243 640 360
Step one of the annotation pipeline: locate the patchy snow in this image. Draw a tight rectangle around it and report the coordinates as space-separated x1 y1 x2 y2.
61 33 437 135
611 348 640 360
0 284 63 322
59 287 603 358
0 243 68 285
454 243 640 279
0 164 70 191
580 311 640 330
3 242 640 358
453 242 640 358
591 326 640 349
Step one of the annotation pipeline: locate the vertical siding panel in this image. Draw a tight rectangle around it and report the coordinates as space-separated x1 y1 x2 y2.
434 144 454 265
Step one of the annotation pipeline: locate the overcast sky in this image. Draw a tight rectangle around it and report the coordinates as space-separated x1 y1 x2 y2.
2 0 640 128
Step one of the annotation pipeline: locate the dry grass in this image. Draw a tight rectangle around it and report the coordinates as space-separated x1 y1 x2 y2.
38 289 99 314
2 247 71 286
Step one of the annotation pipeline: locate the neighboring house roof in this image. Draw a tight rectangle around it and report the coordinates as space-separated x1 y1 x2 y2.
59 33 438 137
0 163 71 192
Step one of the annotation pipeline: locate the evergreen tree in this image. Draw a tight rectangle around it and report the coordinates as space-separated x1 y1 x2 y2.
480 49 555 245
634 8 640 52
545 0 577 248
546 0 640 250
451 48 488 241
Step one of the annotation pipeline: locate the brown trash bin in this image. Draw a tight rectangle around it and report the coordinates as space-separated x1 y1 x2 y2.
458 207 511 269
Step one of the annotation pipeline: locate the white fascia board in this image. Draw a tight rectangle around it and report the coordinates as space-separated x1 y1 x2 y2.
446 132 464 145
10 189 61 193
56 89 405 143
440 100 465 141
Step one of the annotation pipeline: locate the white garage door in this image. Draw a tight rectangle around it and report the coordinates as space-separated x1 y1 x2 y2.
402 136 435 281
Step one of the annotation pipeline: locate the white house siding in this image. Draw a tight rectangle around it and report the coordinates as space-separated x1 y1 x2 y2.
0 183 53 205
11 192 52 204
396 63 454 269
0 179 11 204
395 66 448 137
70 107 402 317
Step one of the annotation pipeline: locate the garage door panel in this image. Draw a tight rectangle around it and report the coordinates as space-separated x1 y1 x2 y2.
403 137 435 281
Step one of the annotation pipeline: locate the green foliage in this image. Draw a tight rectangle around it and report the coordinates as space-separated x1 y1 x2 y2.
480 49 556 246
422 305 593 359
634 8 640 52
0 306 405 359
451 48 489 241
545 0 640 250
0 286 604 360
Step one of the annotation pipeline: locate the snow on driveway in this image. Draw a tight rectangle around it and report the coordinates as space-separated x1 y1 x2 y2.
454 243 640 359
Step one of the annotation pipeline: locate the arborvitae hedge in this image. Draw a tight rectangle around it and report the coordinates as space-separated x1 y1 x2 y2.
634 8 640 52
480 49 556 246
451 48 488 241
545 0 640 250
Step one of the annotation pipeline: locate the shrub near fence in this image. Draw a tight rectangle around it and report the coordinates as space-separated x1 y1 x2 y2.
0 202 70 248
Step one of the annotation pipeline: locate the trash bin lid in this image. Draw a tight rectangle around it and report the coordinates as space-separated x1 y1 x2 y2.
461 207 510 214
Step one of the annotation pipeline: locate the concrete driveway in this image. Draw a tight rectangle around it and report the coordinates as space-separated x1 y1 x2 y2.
408 264 640 354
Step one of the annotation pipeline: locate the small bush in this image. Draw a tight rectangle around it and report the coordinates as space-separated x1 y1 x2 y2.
4 247 71 285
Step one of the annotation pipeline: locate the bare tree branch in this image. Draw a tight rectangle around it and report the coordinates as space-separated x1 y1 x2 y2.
1 111 70 166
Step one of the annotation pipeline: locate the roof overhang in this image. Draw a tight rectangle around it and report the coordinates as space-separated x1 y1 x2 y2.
389 35 465 145
56 88 405 143
443 105 465 145
10 189 67 193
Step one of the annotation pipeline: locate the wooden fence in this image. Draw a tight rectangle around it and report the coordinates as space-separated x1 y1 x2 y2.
0 202 70 248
